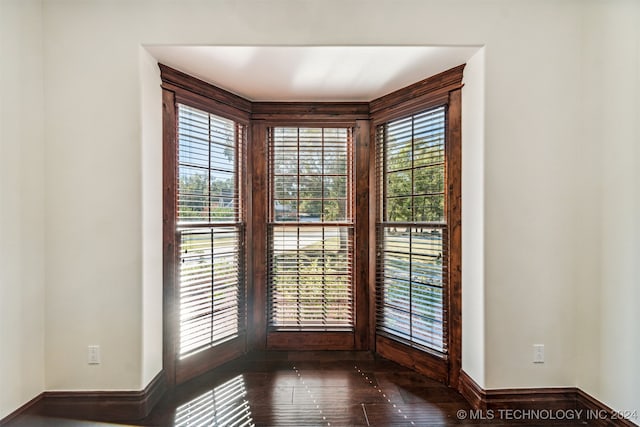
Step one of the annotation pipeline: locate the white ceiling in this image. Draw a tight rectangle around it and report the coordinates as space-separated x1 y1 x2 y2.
145 46 480 102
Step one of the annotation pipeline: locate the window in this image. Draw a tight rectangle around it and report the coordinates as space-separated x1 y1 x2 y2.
162 63 462 385
376 106 448 353
267 127 354 330
176 104 246 358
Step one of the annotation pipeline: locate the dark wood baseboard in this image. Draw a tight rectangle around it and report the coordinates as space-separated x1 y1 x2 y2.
576 389 638 427
458 369 486 410
10 370 167 423
0 394 43 426
141 370 168 419
483 386 578 412
458 370 638 426
39 369 167 421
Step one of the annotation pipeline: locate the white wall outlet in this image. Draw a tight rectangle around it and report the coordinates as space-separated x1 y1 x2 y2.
533 344 544 363
88 345 101 365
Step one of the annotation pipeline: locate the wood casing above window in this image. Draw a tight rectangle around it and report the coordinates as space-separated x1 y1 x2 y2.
252 102 369 122
369 64 464 122
159 64 252 117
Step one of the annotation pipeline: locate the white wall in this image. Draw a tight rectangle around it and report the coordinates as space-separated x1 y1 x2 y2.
139 47 164 387
579 0 640 418
3 0 638 420
0 0 46 419
461 48 486 387
40 0 587 393
42 1 144 389
482 1 584 389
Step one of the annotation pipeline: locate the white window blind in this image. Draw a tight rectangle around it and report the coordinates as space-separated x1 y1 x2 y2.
177 104 245 358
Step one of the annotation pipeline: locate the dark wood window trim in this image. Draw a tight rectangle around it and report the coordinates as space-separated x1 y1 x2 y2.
248 105 371 350
159 64 252 115
161 63 463 388
370 66 463 386
161 66 250 386
247 115 371 352
369 64 464 120
265 124 356 350
251 102 369 122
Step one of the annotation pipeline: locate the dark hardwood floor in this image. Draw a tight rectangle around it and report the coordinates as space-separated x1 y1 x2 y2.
9 351 593 426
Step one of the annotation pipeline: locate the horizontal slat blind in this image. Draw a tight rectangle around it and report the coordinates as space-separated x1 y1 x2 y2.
271 127 350 222
382 108 446 223
268 127 354 330
377 227 446 351
376 106 448 353
179 227 243 355
268 225 354 329
178 106 241 224
177 104 245 359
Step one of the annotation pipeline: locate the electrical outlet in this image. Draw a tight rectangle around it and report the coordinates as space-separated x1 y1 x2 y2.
533 344 544 363
88 345 101 365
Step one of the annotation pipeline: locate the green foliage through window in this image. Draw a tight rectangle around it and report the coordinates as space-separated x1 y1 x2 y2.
268 127 354 330
176 104 245 358
377 106 447 353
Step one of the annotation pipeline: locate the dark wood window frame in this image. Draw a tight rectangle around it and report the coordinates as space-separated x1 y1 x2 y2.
161 65 252 386
161 64 462 388
267 127 355 330
375 107 449 352
369 66 463 386
251 113 371 352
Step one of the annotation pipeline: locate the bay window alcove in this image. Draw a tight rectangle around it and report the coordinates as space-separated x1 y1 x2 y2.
161 63 462 388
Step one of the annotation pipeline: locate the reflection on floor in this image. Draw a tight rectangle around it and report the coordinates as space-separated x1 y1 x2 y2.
8 351 595 426
174 375 253 427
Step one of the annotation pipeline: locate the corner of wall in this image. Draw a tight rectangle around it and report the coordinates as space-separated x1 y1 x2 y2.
0 0 46 419
139 46 164 388
576 1 640 420
461 47 486 388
